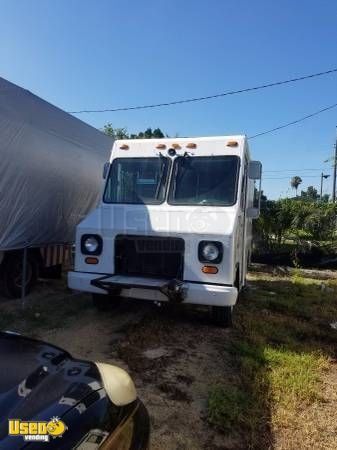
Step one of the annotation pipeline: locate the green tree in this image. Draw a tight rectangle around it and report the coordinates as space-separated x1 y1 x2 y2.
302 203 337 241
143 128 153 139
290 176 302 196
255 198 337 253
153 128 165 138
300 185 319 202
103 124 129 139
103 124 166 139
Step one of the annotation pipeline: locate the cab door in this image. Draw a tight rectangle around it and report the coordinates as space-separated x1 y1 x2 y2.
238 159 248 287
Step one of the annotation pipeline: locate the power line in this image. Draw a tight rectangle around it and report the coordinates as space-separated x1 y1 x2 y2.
68 67 337 114
264 168 324 173
248 101 337 139
264 175 324 180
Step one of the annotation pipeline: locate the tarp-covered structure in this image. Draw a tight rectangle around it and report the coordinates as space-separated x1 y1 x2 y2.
0 77 113 250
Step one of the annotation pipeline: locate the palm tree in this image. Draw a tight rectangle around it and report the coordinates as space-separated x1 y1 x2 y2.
290 176 302 197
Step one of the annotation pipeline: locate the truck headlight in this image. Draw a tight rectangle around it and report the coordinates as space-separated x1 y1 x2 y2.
81 234 103 255
198 241 223 264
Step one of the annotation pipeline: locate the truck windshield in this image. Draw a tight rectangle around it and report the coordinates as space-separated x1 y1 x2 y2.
168 155 240 206
104 157 171 204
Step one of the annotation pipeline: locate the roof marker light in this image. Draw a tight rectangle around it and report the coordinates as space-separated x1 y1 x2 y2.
171 143 181 149
120 144 129 150
186 143 197 149
156 144 166 149
226 141 238 147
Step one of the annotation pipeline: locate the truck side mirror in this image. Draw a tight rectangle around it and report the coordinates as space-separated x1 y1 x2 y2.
248 161 262 180
248 160 262 219
247 207 260 219
103 162 110 179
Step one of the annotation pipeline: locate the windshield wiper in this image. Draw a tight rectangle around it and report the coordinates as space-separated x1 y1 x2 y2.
155 155 168 199
171 159 181 198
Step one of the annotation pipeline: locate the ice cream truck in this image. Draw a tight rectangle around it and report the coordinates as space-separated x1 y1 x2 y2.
68 136 262 326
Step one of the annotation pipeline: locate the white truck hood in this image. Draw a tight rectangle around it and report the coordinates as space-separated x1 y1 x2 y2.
79 204 237 237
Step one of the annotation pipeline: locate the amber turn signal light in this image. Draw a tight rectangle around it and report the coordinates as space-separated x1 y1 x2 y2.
85 257 99 265
202 265 218 274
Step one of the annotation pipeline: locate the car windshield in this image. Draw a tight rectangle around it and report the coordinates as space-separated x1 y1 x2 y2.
103 157 171 204
168 155 240 206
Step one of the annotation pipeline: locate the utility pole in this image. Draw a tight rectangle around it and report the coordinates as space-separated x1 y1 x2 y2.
320 172 330 201
333 139 337 203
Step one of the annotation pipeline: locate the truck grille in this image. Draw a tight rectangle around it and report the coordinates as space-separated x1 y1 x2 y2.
115 235 184 279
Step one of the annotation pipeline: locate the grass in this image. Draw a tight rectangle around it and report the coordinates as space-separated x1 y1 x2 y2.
263 347 328 406
207 269 336 449
208 385 249 431
1 270 336 448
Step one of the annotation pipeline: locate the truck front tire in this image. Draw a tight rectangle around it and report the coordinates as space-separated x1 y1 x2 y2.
211 305 233 328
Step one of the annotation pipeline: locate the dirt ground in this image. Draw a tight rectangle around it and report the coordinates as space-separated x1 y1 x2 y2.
0 280 238 449
1 267 337 449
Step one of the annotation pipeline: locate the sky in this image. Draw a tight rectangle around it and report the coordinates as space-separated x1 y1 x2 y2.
1 0 337 199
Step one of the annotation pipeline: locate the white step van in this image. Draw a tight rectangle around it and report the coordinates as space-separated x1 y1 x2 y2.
68 136 262 326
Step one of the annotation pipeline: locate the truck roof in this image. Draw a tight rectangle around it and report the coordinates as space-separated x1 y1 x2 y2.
115 135 246 144
112 135 248 159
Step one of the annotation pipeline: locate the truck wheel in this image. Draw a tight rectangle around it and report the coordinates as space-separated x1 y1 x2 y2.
2 254 38 298
211 306 233 328
92 294 121 311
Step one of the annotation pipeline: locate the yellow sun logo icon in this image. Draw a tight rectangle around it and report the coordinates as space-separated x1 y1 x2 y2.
46 417 67 438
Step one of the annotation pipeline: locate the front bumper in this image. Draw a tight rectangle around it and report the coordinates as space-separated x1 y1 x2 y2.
68 271 238 306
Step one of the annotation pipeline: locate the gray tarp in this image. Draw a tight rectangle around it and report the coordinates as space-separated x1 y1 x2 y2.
0 77 113 250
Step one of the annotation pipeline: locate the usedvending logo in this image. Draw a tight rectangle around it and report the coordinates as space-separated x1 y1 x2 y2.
8 416 67 442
